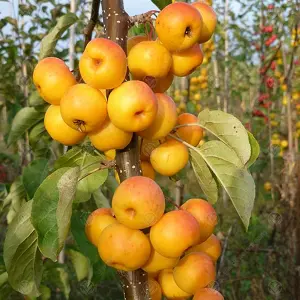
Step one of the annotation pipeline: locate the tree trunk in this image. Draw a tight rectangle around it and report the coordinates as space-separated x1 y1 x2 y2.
101 1 151 299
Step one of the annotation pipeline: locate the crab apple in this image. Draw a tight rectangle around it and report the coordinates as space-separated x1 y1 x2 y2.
192 2 217 44
173 252 216 294
88 118 132 152
142 243 180 273
152 71 174 93
127 35 150 53
171 44 204 77
148 278 162 300
150 210 200 258
155 2 203 52
186 234 221 262
264 181 272 192
60 84 107 133
107 80 158 132
85 208 118 247
193 288 224 300
141 161 156 180
104 149 116 161
181 199 218 243
79 38 127 89
44 105 86 145
158 269 192 299
112 176 165 229
150 139 189 176
140 138 161 161
138 93 177 140
33 57 76 105
98 223 151 271
176 113 203 146
266 77 275 89
128 41 172 79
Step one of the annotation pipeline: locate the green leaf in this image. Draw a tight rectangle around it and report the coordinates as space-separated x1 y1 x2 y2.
29 122 47 147
190 150 218 204
7 107 44 146
1 177 26 212
151 0 171 10
3 201 43 297
187 102 196 114
0 272 8 287
39 13 78 60
6 195 26 225
39 285 51 300
68 249 90 281
197 109 251 165
71 211 100 264
91 260 117 283
22 159 49 199
31 167 80 261
53 147 87 170
246 131 260 167
75 155 108 203
57 268 70 299
28 91 44 107
54 148 108 203
92 189 110 208
42 262 70 299
190 141 255 229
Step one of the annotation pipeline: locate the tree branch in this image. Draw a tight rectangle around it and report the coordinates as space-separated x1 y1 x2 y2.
128 10 159 27
83 0 101 48
101 1 150 299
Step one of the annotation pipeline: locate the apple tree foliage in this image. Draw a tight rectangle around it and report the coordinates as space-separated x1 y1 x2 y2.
2 0 298 299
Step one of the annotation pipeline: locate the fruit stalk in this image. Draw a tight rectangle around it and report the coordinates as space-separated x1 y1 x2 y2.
101 0 150 299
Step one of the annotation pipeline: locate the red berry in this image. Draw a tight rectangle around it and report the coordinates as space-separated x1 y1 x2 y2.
265 35 277 46
266 77 275 88
270 61 276 70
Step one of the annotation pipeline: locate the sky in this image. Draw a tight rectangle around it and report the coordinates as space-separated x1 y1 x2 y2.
0 0 158 19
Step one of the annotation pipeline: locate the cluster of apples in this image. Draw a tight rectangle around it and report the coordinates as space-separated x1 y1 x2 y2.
32 1 217 178
85 175 223 300
201 39 215 65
